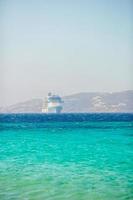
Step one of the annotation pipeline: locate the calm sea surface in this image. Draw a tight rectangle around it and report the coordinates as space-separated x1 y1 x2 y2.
0 114 133 200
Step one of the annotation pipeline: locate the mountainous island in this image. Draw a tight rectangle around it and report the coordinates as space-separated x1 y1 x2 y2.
0 90 133 113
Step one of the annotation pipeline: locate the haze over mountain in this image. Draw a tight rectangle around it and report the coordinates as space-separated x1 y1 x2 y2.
0 90 132 113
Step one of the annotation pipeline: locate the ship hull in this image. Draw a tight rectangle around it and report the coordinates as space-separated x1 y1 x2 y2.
42 106 62 113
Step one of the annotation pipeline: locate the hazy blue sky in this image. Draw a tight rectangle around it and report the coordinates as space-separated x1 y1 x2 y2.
0 0 132 106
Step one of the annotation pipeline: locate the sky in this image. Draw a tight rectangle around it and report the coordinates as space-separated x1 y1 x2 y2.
0 0 132 106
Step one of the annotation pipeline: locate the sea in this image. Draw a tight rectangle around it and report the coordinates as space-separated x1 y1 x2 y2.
0 113 133 200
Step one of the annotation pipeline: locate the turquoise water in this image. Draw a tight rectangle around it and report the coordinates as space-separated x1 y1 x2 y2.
0 114 133 200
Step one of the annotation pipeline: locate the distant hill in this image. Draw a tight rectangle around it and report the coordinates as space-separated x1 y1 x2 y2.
0 99 43 113
0 90 133 113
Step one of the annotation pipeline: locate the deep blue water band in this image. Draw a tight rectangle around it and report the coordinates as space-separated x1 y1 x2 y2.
0 113 133 123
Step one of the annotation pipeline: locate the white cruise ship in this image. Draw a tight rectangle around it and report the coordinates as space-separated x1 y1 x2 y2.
42 93 63 113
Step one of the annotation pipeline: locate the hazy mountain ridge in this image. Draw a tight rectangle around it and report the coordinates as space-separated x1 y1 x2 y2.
0 91 133 113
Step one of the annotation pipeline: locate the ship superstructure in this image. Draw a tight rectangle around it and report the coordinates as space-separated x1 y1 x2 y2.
42 93 63 113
